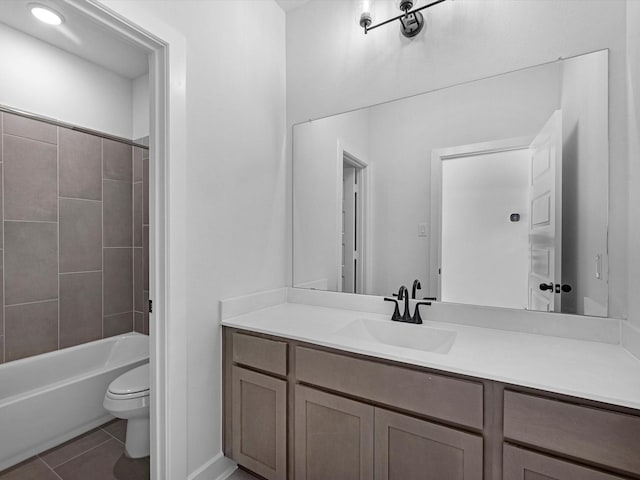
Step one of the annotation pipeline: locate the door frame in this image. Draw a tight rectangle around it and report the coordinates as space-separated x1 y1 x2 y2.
63 1 187 478
430 135 533 300
336 140 369 294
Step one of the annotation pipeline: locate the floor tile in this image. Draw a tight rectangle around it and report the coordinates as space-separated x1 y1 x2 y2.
0 457 60 480
53 438 148 480
228 468 262 480
102 419 127 443
40 428 110 469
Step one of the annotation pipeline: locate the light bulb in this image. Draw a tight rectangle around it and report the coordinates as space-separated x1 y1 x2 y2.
30 5 63 25
358 0 373 28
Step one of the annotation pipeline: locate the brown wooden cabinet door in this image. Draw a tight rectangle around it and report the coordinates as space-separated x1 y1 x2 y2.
295 385 374 480
231 366 287 480
374 408 483 480
503 444 630 480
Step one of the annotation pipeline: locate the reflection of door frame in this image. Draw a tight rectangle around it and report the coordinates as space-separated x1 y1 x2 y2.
336 140 369 294
430 136 533 301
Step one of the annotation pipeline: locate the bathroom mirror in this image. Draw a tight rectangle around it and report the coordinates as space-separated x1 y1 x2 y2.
293 49 609 317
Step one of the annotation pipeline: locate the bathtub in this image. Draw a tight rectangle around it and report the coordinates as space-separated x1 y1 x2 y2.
0 333 149 471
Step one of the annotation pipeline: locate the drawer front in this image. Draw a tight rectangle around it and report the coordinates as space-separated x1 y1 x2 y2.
503 444 630 480
504 391 640 475
295 346 483 429
232 332 287 376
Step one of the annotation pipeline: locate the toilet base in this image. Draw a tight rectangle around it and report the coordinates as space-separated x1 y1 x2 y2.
125 417 150 458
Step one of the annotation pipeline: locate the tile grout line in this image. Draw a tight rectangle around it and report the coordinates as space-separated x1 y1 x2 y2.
104 177 134 186
3 219 58 224
132 146 135 332
1 112 4 363
58 195 101 203
2 131 57 146
100 423 126 445
41 437 116 472
60 270 103 275
101 138 105 339
57 124 60 351
5 298 58 308
104 310 136 319
35 456 65 480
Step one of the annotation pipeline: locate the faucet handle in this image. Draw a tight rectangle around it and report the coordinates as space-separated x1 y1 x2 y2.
384 297 402 321
412 301 432 324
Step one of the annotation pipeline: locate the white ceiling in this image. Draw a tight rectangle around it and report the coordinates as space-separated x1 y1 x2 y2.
0 0 148 79
275 0 313 13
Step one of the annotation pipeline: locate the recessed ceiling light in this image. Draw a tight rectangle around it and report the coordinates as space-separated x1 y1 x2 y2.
30 4 64 25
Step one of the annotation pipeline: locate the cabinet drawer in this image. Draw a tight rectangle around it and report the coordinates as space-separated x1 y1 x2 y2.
295 347 483 429
232 332 287 376
503 444 630 480
504 391 640 475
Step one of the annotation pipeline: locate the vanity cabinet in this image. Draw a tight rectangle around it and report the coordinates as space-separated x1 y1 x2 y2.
223 327 640 480
374 408 482 480
295 385 374 480
503 444 629 480
231 366 287 480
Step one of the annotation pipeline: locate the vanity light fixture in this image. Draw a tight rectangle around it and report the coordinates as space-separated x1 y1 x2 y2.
30 4 64 26
359 0 446 38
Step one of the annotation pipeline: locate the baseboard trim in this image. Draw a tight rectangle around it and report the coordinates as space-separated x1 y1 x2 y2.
187 453 237 480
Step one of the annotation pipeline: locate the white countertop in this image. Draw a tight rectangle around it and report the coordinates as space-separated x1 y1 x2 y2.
222 302 640 410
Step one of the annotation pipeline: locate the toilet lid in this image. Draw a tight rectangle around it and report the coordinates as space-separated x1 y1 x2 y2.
108 363 149 396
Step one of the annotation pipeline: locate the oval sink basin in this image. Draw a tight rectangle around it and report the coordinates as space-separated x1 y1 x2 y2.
333 318 456 354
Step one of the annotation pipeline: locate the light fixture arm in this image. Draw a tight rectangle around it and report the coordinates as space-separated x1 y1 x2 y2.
362 0 447 35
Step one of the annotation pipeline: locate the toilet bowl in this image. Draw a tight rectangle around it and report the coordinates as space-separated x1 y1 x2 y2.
103 363 150 458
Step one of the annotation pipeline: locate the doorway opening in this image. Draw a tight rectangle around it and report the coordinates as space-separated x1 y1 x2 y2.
339 150 368 294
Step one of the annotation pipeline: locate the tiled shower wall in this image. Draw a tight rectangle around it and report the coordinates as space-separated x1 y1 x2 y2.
0 112 150 364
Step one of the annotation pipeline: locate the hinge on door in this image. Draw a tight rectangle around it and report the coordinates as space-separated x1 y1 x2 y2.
148 299 153 314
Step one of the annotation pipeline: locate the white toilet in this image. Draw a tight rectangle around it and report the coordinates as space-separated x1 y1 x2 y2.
103 363 150 458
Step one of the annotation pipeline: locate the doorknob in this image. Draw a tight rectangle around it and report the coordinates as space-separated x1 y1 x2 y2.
539 282 554 291
560 284 572 293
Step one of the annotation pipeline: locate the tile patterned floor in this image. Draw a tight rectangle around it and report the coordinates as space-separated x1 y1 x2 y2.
0 419 149 480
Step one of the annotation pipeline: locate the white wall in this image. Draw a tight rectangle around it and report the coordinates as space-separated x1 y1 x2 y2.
286 0 629 319
132 73 149 140
101 0 287 477
293 108 369 291
560 51 609 315
628 0 640 326
0 23 133 139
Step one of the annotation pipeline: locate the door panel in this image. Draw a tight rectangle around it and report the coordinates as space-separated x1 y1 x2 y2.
528 110 562 312
295 385 374 480
231 366 287 480
375 408 482 480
